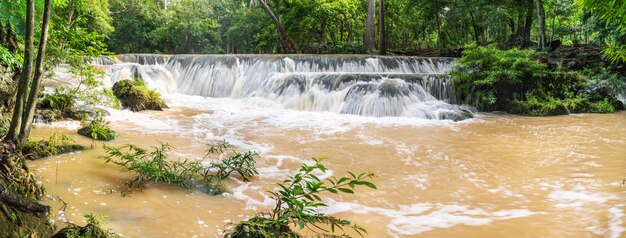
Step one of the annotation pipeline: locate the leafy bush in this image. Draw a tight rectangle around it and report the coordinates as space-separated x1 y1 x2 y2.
77 110 116 141
452 46 624 115
450 46 547 111
111 79 167 112
22 133 84 160
596 98 617 113
41 87 75 113
101 141 258 195
509 94 569 116
227 158 376 238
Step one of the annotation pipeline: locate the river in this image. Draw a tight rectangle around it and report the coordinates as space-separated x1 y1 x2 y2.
27 55 626 237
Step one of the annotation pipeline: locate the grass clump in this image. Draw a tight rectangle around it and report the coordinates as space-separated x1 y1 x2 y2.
111 79 167 112
227 158 376 238
77 110 116 141
22 132 84 160
52 214 119 238
101 141 258 195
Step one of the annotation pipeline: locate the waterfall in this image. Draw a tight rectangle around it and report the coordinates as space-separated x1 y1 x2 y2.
100 54 473 121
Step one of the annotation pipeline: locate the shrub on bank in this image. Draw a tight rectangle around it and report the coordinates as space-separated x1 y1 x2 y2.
111 79 167 111
451 46 626 116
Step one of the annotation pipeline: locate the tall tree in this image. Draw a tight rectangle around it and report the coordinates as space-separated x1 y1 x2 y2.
258 0 299 53
6 0 52 147
536 0 546 48
364 0 376 53
6 0 35 144
20 0 51 143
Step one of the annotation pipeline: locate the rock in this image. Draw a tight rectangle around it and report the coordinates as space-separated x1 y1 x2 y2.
226 216 301 238
112 79 167 112
77 125 116 141
52 224 110 238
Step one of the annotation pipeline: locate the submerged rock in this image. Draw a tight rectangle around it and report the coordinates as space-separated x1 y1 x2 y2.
112 79 167 112
22 139 84 160
52 223 113 238
226 216 301 238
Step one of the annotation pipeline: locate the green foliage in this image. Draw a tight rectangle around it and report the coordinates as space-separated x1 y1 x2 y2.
111 79 167 112
42 87 75 113
453 46 624 115
22 132 84 160
77 110 116 141
596 98 617 113
509 94 571 116
0 46 22 71
101 141 258 195
582 68 626 100
450 46 547 111
229 158 376 237
602 41 626 64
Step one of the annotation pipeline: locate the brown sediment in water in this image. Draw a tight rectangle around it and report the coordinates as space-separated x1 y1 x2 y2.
27 109 626 237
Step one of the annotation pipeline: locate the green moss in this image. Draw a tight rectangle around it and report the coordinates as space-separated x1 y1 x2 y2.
111 79 167 112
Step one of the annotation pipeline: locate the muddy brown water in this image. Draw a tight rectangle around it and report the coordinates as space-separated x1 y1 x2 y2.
28 103 626 237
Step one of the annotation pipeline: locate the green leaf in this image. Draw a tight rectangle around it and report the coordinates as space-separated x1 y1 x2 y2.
337 188 354 194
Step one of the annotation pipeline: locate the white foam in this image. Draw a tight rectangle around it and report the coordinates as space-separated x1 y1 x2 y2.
319 201 542 237
609 207 625 238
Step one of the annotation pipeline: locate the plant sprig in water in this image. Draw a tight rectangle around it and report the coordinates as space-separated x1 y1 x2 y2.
101 140 258 195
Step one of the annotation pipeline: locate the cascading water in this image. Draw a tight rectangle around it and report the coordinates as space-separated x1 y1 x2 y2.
101 54 472 120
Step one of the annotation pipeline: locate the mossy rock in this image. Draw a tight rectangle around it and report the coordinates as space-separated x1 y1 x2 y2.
52 224 112 238
227 216 301 238
112 79 167 112
22 140 84 160
77 125 116 141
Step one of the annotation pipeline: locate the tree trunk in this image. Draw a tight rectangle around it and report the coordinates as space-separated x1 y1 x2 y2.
435 0 442 48
536 0 546 49
523 0 534 47
258 0 299 53
379 0 386 55
19 0 52 146
470 13 481 44
6 0 35 145
364 0 376 53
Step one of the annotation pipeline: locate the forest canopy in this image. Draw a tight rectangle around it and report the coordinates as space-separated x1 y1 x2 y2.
0 0 624 58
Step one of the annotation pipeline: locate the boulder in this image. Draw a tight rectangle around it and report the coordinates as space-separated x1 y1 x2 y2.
112 79 167 112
